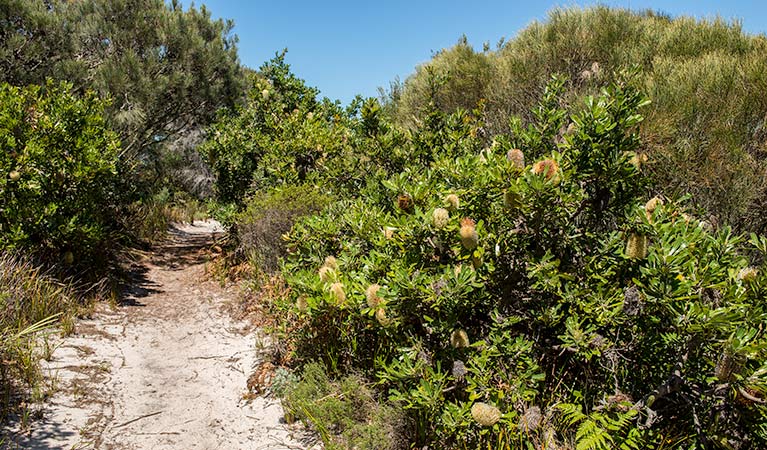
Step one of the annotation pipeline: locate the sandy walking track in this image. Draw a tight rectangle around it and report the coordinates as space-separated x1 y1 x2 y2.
5 221 310 449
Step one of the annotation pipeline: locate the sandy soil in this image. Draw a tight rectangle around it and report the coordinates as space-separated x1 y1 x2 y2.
3 221 312 449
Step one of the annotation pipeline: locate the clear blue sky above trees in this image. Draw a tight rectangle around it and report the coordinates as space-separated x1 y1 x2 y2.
181 0 767 104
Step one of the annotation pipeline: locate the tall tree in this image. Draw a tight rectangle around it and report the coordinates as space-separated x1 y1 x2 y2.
0 0 245 184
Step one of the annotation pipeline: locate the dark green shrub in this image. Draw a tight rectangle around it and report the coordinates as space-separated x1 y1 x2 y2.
277 80 767 448
0 81 120 263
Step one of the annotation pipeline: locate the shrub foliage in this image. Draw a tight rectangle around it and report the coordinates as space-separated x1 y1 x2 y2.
243 76 767 448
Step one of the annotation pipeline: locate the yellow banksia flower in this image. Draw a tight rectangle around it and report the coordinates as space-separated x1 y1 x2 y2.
383 227 395 240
533 159 559 181
9 170 21 181
261 89 270 100
630 152 648 169
445 194 460 211
375 308 390 326
506 148 525 170
645 196 663 222
432 208 450 229
366 284 381 308
737 267 759 283
471 402 501 426
625 233 648 259
324 255 338 270
296 296 308 312
319 266 335 282
459 218 479 250
330 282 346 304
450 329 470 348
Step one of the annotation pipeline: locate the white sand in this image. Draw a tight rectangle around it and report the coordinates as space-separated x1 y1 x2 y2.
4 221 313 449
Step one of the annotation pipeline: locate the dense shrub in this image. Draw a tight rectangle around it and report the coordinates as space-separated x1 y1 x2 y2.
283 362 407 450
235 185 332 273
388 7 767 233
0 81 120 263
273 80 767 448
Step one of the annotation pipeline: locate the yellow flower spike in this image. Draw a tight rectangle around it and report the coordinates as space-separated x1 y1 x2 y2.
471 402 501 426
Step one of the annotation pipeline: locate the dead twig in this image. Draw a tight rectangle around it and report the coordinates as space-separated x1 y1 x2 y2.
113 410 163 428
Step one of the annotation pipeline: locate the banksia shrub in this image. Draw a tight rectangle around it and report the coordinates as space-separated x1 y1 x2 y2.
450 329 470 348
366 284 382 308
459 218 479 250
471 402 502 427
532 158 559 181
506 148 525 170
625 233 648 259
432 208 450 229
330 282 346 305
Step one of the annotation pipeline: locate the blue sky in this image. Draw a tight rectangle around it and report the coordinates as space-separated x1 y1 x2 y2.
181 1 767 104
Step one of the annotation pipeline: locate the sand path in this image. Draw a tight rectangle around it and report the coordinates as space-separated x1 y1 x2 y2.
5 221 308 449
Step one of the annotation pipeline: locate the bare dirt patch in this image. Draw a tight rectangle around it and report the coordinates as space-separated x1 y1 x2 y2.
2 221 313 449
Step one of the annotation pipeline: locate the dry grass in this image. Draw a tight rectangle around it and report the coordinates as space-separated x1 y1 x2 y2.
0 252 78 423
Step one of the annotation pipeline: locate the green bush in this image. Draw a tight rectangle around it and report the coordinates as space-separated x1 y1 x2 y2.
275 80 767 448
0 81 120 263
236 185 332 273
284 363 407 450
388 6 767 233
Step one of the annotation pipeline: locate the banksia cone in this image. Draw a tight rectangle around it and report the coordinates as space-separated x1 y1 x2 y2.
533 159 559 181
737 267 759 283
445 194 460 211
296 296 308 312
630 152 648 169
459 218 479 250
518 406 542 432
330 282 346 304
471 402 501 426
625 233 648 259
645 196 663 221
504 190 521 209
324 255 338 270
366 284 381 308
432 208 450 229
450 329 470 348
375 308 390 326
506 148 525 170
319 266 335 282
397 194 413 212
